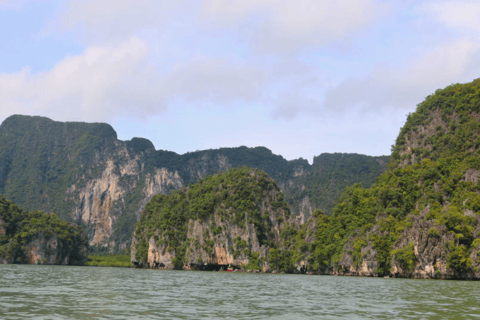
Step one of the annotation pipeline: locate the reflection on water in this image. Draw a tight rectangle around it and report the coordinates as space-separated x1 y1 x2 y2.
1 264 480 319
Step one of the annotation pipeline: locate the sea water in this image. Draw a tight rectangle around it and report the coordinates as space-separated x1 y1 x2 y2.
1 264 480 319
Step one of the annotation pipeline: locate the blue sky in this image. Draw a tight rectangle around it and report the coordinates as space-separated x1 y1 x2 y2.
1 0 480 162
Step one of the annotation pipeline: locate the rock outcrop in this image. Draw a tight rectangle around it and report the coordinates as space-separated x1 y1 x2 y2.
25 233 88 265
295 78 480 280
0 196 88 265
132 168 290 271
0 115 388 251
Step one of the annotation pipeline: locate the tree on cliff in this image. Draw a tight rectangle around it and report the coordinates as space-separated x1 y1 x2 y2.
289 78 480 278
0 195 88 265
132 167 294 271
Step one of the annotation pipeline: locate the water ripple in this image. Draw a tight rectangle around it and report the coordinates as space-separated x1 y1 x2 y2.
1 265 480 319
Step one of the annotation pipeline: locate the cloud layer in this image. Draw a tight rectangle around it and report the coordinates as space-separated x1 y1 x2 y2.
1 0 480 160
1 38 158 121
0 37 275 122
426 1 480 33
200 0 387 52
3 0 480 122
322 39 480 114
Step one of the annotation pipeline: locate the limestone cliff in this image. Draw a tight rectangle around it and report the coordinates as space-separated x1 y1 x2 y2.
290 78 480 280
132 168 290 271
70 151 183 247
0 196 88 265
0 115 388 251
333 206 480 280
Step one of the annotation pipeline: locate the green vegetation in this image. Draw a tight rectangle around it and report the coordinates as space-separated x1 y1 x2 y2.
286 153 389 214
86 255 132 267
133 167 290 269
272 78 480 277
153 147 389 215
0 115 388 253
393 242 417 273
0 115 385 253
281 154 480 275
0 195 88 264
0 115 118 222
392 78 480 166
4 78 480 278
152 146 296 186
0 115 161 253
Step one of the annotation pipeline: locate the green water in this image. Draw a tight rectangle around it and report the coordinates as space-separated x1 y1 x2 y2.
0 265 479 319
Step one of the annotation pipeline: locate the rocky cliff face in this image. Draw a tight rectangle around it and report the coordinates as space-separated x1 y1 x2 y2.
1 232 88 265
69 150 183 246
0 115 388 251
333 170 480 280
25 233 88 265
334 210 480 280
0 196 88 265
132 214 281 271
295 78 480 280
132 168 290 271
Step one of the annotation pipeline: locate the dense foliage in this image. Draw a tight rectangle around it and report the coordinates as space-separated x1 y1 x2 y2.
275 78 480 277
0 115 388 252
392 78 480 166
152 148 388 214
0 195 88 264
286 153 389 214
0 115 118 221
133 167 290 269
86 255 132 267
152 146 298 185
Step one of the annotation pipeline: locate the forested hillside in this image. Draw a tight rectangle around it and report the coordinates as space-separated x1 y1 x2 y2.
280 78 480 279
132 167 292 270
285 153 389 217
0 115 388 251
0 115 118 220
0 195 88 265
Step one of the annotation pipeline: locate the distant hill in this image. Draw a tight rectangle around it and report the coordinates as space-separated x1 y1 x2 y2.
284 153 389 219
0 114 388 251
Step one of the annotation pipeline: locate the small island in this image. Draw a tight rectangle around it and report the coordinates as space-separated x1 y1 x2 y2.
132 167 292 272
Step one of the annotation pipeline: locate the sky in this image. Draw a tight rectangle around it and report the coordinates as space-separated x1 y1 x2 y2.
1 0 480 163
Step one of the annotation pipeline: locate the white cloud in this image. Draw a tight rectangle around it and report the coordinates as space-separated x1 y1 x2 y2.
0 38 275 122
165 58 269 104
42 0 189 42
425 1 480 34
26 0 389 123
271 97 319 119
0 38 162 121
201 0 388 52
47 0 387 52
321 39 480 113
295 1 480 118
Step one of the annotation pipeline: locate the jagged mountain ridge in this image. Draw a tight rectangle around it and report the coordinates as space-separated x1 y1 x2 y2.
0 114 388 250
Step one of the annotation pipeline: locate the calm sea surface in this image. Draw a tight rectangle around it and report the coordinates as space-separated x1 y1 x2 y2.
1 265 480 319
